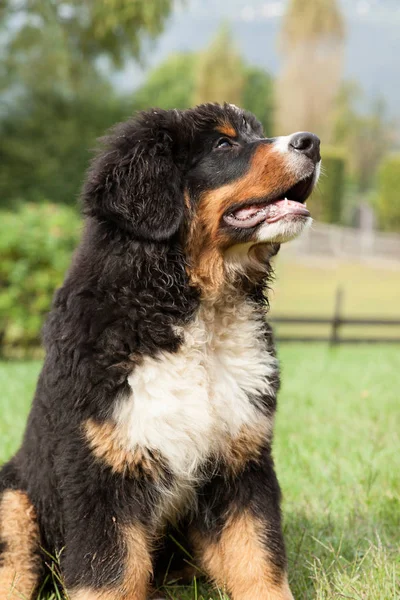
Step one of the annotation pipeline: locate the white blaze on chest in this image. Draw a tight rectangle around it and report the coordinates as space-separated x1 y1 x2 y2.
113 299 277 477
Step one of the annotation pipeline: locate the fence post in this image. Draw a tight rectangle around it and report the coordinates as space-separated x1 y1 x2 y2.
330 287 343 346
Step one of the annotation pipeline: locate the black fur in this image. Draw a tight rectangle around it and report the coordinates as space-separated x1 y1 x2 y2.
0 104 295 597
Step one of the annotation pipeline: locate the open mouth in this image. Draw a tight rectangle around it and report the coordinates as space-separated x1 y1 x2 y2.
223 173 315 229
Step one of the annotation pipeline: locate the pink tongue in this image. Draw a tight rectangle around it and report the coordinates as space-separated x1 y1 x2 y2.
224 199 310 229
266 199 310 223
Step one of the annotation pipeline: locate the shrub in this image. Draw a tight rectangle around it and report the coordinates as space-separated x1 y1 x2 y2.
308 146 347 224
0 203 81 356
377 154 400 232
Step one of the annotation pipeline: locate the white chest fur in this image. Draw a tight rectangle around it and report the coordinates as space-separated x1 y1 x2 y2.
113 299 277 478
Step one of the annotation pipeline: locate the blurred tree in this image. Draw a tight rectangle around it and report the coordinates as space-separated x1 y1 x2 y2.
332 83 393 192
0 0 175 205
193 24 244 106
307 147 347 224
0 90 132 205
133 47 274 134
0 0 175 95
242 66 274 136
275 0 345 141
133 53 197 110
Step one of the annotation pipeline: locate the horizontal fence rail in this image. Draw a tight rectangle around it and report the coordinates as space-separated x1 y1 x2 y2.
271 288 400 344
272 317 400 326
284 222 400 261
271 335 400 344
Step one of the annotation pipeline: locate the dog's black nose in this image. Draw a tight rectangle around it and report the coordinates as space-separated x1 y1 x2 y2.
289 132 321 164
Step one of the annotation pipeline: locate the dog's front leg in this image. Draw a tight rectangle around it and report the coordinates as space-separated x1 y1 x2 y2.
58 457 155 600
191 448 294 600
66 516 153 600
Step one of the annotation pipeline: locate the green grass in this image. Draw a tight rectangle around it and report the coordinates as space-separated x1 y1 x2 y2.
1 346 399 599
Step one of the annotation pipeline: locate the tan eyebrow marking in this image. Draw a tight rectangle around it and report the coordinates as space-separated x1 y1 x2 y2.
215 123 237 138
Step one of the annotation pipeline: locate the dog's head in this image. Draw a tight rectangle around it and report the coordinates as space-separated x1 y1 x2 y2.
83 103 320 295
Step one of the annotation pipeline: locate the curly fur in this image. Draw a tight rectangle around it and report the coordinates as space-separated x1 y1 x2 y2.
0 103 320 600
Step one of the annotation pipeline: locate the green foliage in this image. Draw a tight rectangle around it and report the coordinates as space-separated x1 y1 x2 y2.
377 154 400 232
1 8 275 207
0 89 132 206
0 203 80 355
309 147 347 224
0 0 175 206
133 53 197 110
193 23 244 106
332 84 392 192
133 48 274 135
242 66 274 135
0 0 174 94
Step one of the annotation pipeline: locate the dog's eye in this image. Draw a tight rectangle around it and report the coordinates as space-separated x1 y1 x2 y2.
215 137 233 149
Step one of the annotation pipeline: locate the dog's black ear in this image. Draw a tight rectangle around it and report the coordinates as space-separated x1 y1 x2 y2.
82 110 185 241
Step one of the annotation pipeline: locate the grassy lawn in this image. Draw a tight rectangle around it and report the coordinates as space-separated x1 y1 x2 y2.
0 345 399 599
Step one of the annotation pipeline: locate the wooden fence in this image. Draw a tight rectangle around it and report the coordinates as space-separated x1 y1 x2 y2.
284 222 400 262
271 289 400 344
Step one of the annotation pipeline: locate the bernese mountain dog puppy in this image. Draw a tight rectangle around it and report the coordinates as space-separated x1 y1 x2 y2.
0 103 320 600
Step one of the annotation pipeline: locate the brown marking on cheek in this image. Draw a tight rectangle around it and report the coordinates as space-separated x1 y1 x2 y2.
0 490 41 599
218 143 299 207
186 143 297 297
192 512 293 600
70 523 152 600
223 419 272 476
84 419 165 480
215 123 237 138
201 142 300 233
185 214 226 297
